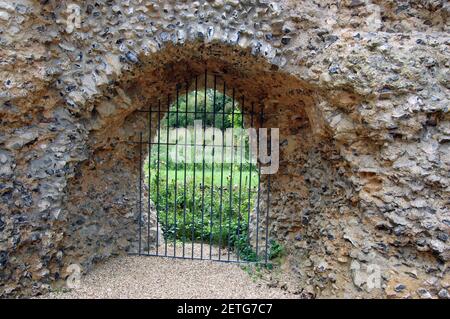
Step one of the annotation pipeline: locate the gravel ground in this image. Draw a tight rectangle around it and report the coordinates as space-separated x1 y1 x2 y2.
40 244 298 299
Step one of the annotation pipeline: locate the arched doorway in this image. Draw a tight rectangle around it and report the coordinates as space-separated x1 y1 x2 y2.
61 42 355 296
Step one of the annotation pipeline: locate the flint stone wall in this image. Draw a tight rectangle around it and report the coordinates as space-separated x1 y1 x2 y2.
0 0 449 298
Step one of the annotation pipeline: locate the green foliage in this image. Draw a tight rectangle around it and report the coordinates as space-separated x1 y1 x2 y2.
268 240 285 260
166 89 242 130
147 163 260 262
229 228 258 262
146 163 282 264
152 88 252 171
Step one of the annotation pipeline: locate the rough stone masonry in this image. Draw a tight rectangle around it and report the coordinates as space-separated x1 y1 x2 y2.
0 0 449 298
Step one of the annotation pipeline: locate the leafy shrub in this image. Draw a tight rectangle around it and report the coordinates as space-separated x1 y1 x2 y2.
268 240 284 260
166 89 242 130
148 164 260 262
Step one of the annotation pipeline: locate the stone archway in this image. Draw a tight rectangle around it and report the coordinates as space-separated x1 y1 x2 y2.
1 0 448 298
61 41 345 278
28 42 424 298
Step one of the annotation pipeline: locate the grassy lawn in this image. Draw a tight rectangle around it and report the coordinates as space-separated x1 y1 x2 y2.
144 164 259 190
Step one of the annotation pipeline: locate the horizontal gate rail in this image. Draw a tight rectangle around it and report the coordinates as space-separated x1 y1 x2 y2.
127 252 266 265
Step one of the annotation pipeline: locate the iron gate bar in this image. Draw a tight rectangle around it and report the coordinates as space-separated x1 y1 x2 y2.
137 142 248 148
165 95 170 257
133 253 267 265
255 108 264 260
182 82 188 258
156 100 161 256
237 95 243 259
138 132 143 256
218 80 226 261
191 76 198 259
227 87 236 262
247 103 255 248
265 139 271 263
173 87 179 257
138 110 266 116
134 72 272 264
209 75 217 259
200 70 207 259
147 104 151 254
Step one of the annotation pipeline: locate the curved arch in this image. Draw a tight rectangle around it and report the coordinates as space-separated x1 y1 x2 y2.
59 41 360 296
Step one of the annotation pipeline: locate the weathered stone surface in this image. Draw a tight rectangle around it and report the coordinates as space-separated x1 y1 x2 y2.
0 0 449 298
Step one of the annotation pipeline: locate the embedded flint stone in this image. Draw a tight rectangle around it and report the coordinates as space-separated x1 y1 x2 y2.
0 0 448 300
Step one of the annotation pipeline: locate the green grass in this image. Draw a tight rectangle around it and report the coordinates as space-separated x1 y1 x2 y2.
144 165 259 189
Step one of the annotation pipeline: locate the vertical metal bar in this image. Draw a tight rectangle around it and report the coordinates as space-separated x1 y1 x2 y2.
138 132 143 256
227 88 236 262
209 75 217 259
200 69 207 260
218 80 226 260
182 82 188 258
191 76 198 259
255 108 263 261
264 106 270 264
246 103 255 248
147 105 152 255
173 87 179 257
156 100 161 256
164 95 170 257
236 96 245 261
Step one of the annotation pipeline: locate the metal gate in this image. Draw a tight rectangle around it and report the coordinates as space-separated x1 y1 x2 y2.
134 71 272 264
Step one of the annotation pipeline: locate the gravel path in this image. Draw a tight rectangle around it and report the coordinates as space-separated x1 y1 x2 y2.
41 244 299 299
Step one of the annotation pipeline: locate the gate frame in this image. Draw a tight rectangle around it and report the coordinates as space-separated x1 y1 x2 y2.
131 71 273 265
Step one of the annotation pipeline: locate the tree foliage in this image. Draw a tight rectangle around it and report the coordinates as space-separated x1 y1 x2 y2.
166 89 243 129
